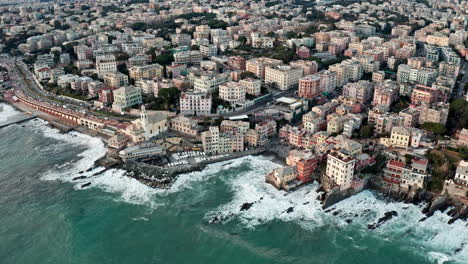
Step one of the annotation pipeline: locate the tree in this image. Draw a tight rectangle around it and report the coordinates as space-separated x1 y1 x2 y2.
422 122 447 135
447 99 468 133
240 71 258 79
158 87 180 110
359 124 374 138
238 36 247 45
266 31 276 38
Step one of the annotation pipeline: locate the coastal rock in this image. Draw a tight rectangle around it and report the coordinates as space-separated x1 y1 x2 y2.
72 176 86 181
240 202 254 211
368 211 398 230
81 182 91 188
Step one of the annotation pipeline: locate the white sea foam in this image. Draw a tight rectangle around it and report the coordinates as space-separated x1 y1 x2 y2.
0 103 21 122
26 118 159 207
207 155 468 264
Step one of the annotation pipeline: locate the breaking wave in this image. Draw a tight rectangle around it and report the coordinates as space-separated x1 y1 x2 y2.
206 156 468 264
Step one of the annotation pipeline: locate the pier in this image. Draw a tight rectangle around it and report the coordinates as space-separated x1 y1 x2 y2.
0 112 36 129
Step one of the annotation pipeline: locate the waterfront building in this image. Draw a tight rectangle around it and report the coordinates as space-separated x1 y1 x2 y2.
325 150 356 191
170 116 199 137
119 142 165 161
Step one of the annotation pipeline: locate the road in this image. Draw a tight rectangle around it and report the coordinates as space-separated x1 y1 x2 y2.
1 58 135 123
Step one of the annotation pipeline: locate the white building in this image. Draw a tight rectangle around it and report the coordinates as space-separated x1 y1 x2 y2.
325 150 356 190
193 73 229 93
180 92 212 116
96 55 117 78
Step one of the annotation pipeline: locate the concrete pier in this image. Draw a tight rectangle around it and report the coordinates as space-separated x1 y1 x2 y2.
0 113 36 129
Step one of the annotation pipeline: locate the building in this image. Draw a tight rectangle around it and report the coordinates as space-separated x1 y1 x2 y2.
383 158 429 191
290 60 318 76
325 150 356 190
390 127 422 148
170 116 199 136
399 107 420 128
119 142 165 161
264 65 303 91
342 80 374 105
372 80 399 110
219 82 246 105
200 45 218 57
246 57 283 80
443 160 468 198
126 107 168 141
227 56 246 71
193 73 229 93
112 86 143 111
298 75 321 99
129 63 164 80
179 92 212 116
201 126 244 155
220 120 249 134
96 55 117 78
418 103 449 125
103 72 129 88
397 64 437 86
239 78 261 96
265 166 297 190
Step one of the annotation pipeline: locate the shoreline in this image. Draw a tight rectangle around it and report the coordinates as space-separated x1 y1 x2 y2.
2 101 467 224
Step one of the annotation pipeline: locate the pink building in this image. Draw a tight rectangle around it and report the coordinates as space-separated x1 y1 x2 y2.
299 75 321 99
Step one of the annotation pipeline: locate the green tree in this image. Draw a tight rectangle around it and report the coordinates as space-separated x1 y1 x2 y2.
158 87 180 110
359 124 374 138
422 122 447 135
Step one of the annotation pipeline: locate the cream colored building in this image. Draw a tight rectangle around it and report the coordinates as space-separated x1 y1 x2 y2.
219 81 246 105
390 127 422 148
103 72 129 88
129 63 164 80
246 57 283 80
239 78 261 96
264 65 303 91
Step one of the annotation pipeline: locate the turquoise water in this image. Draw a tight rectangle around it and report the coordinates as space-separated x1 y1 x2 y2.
0 104 467 264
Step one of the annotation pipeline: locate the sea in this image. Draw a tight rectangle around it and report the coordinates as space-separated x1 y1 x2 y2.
0 103 467 264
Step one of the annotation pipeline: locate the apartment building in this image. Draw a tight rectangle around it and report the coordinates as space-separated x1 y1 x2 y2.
200 45 218 57
129 63 164 80
179 92 212 116
239 78 261 96
342 80 374 105
298 75 321 99
96 55 117 77
103 72 129 88
372 80 399 110
112 86 143 112
219 82 246 105
170 116 199 136
383 159 429 191
418 102 449 125
390 127 422 148
193 73 229 93
246 57 283 80
264 65 303 91
290 60 318 76
325 150 356 190
201 126 244 155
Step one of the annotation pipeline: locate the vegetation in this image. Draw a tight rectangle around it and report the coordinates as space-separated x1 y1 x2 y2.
358 124 374 139
425 149 460 192
446 99 468 134
390 96 411 113
422 122 447 135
